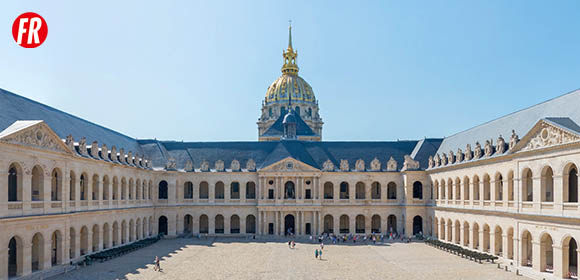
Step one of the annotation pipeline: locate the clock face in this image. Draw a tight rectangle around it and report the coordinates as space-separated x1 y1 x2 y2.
286 161 294 170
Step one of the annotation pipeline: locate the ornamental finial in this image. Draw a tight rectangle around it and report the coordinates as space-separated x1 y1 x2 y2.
282 23 299 75
288 20 293 49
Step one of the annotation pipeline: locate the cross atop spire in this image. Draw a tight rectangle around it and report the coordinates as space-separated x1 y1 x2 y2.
288 20 293 49
282 23 299 75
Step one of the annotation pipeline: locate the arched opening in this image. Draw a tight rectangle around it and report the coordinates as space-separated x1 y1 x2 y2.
387 215 397 234
246 182 256 199
413 216 423 235
463 177 470 201
323 182 333 199
563 237 578 277
413 181 423 199
541 166 554 202
184 182 193 199
80 226 89 255
521 231 533 266
199 181 209 199
284 214 295 235
92 174 100 201
540 233 554 272
69 228 76 259
230 215 240 233
31 233 44 271
31 165 44 201
103 223 110 249
183 215 193 233
230 182 240 199
8 236 23 277
112 177 119 200
440 219 446 241
92 224 100 251
8 164 22 201
483 174 491 201
102 176 110 200
120 178 127 200
463 222 470 246
387 182 397 199
507 227 514 259
80 173 88 201
371 215 381 233
215 215 224 234
245 215 256 234
494 226 503 256
454 220 460 244
355 215 365 233
522 169 533 202
339 215 349 234
473 176 480 200
215 181 224 199
564 164 579 203
112 222 119 246
482 224 490 252
48 233 62 267
472 223 480 250
371 182 381 199
199 215 209 233
284 181 295 199
454 178 461 200
158 180 168 199
323 215 334 233
51 168 62 201
495 173 503 201
339 182 349 199
447 219 452 242
355 182 365 199
158 216 168 235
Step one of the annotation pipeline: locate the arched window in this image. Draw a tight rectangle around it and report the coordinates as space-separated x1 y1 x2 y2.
339 182 349 199
215 181 225 199
92 174 99 201
522 169 533 202
355 182 365 199
230 215 240 233
323 182 333 199
463 177 470 201
199 215 209 233
371 215 381 233
565 164 578 202
387 182 397 199
199 181 209 199
355 215 365 233
51 169 62 201
323 215 334 233
158 180 168 199
31 166 44 201
413 181 423 199
158 216 168 235
339 215 349 233
541 166 554 202
246 182 256 199
230 182 240 199
8 164 21 201
472 176 480 200
371 182 381 199
184 182 193 199
215 215 224 234
284 181 295 199
508 171 515 201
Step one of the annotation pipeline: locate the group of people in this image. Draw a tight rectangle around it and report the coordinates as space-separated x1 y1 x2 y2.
288 240 296 249
314 242 324 260
311 231 418 245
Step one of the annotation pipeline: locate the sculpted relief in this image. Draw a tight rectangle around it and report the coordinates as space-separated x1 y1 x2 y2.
522 123 580 152
322 159 334 171
370 158 381 171
386 156 397 171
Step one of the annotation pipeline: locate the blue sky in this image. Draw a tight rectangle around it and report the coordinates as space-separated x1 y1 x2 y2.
1 1 579 141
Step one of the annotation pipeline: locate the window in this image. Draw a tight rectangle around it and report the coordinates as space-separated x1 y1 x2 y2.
413 181 423 199
184 182 193 199
230 182 240 199
340 182 349 199
268 189 274 199
158 181 168 199
305 189 312 199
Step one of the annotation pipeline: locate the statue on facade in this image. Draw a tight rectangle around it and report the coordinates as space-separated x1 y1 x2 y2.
65 134 75 152
441 153 448 165
434 153 441 167
474 142 482 159
509 130 519 150
496 135 506 154
230 159 240 171
78 137 88 156
428 156 434 169
456 148 464 162
246 159 256 171
448 150 455 164
110 146 118 162
465 144 473 160
402 155 420 171
484 139 493 157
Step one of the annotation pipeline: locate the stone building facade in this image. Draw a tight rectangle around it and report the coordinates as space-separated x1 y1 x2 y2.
0 27 578 280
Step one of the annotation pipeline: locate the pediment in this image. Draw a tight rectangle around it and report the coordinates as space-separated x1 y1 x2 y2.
512 119 580 153
260 157 319 172
0 121 73 154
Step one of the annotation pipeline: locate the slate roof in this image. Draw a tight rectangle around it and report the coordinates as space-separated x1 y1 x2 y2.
262 109 316 137
0 88 142 152
138 139 442 171
436 89 580 155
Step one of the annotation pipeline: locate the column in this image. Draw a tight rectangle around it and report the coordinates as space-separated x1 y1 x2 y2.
478 230 484 251
468 228 475 249
22 243 31 275
42 237 52 269
314 177 320 200
490 230 496 255
334 215 339 235
502 233 509 259
553 175 563 211
22 173 32 212
224 214 230 235
532 240 541 271
275 211 279 235
349 215 355 234
276 178 281 200
240 181 246 203
459 225 465 246
257 211 262 235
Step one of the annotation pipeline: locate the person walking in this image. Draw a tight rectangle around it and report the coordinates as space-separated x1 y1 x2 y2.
315 249 319 259
318 248 323 260
154 256 161 272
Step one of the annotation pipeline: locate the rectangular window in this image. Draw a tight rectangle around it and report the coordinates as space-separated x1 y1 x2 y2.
268 189 274 199
305 189 311 199
268 223 274 235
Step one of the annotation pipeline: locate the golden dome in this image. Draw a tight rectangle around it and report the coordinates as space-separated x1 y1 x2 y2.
264 24 317 105
265 74 316 105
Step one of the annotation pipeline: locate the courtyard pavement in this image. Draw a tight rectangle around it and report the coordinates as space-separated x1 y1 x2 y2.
52 237 524 280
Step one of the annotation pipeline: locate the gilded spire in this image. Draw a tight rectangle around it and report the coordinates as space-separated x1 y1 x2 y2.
282 22 299 75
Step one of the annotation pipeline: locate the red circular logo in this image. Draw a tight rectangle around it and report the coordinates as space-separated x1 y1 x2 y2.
12 12 48 48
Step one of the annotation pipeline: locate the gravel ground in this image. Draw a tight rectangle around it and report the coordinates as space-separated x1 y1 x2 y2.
52 237 524 280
